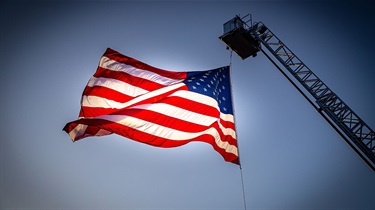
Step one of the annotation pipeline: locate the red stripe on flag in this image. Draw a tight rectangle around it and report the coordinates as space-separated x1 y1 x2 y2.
93 67 165 91
113 108 209 133
157 95 220 118
83 86 134 103
219 118 235 131
79 107 119 119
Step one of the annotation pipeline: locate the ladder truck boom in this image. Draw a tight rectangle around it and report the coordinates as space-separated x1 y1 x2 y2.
219 15 375 171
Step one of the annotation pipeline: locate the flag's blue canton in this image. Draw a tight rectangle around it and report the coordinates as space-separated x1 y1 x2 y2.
183 66 233 115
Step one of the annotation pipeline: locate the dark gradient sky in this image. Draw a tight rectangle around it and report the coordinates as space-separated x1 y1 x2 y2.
1 0 374 209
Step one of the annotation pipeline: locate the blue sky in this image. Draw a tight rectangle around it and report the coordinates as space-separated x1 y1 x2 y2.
1 0 374 209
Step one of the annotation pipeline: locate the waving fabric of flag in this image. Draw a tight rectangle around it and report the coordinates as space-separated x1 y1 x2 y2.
63 48 239 164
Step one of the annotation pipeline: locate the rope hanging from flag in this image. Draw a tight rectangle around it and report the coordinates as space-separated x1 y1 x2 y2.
63 48 239 164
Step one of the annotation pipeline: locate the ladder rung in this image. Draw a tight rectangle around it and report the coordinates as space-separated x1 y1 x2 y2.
305 79 319 84
343 118 360 122
296 70 311 74
355 133 373 138
261 34 273 40
287 63 303 66
268 42 283 46
277 52 293 56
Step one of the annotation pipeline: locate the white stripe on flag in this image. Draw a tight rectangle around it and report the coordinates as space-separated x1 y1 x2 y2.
171 90 235 123
96 114 238 156
220 113 235 123
82 83 185 109
99 56 183 86
69 124 88 140
131 103 217 127
87 76 149 97
95 129 112 136
218 122 236 138
132 103 236 138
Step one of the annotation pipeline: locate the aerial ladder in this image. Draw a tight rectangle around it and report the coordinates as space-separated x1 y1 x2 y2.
219 15 375 171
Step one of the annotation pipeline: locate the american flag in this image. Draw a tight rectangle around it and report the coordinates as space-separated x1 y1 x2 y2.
63 48 239 164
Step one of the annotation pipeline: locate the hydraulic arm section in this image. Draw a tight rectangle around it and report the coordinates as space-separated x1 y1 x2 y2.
220 15 375 171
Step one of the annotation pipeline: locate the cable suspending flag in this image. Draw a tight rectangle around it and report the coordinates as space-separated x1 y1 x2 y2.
63 48 239 164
